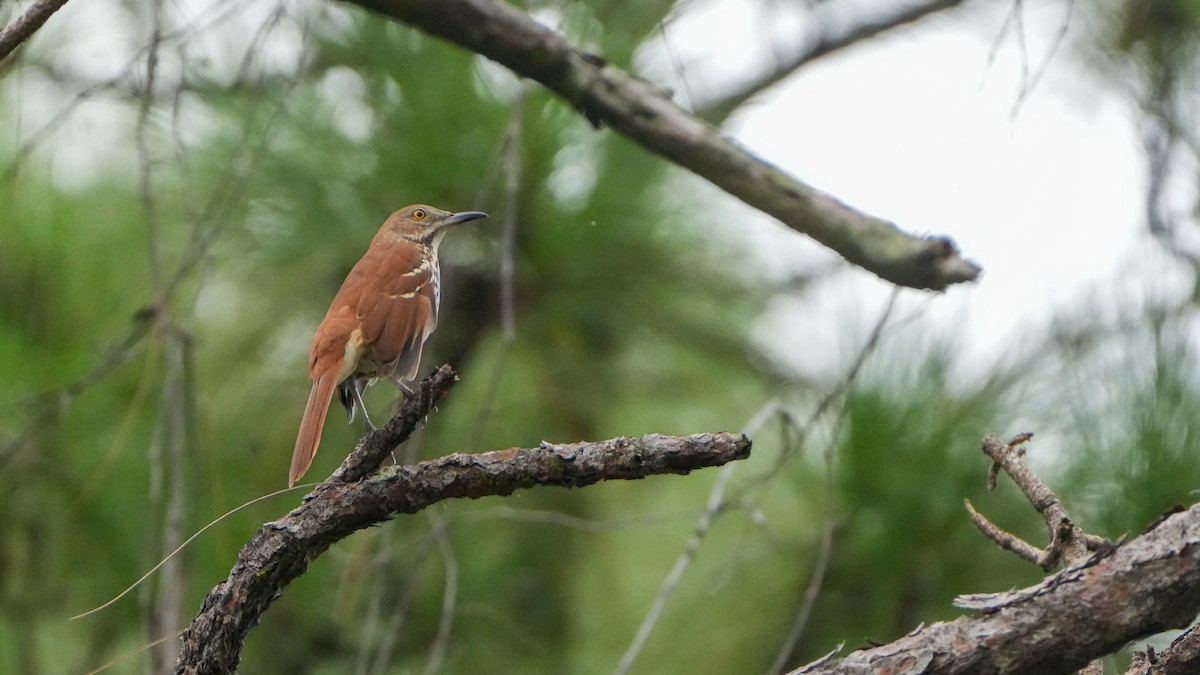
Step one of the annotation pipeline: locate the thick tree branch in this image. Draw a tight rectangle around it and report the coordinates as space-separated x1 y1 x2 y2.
700 0 971 124
0 0 70 63
175 416 751 673
339 0 981 291
789 502 1200 674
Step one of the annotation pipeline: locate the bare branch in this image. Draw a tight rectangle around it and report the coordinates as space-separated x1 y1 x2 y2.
963 497 1045 566
0 309 155 471
789 503 1200 674
0 0 70 63
769 519 841 674
700 0 971 124
976 433 1107 567
339 0 980 291
613 459 737 675
499 83 526 342
965 432 1112 673
423 518 457 675
175 397 752 674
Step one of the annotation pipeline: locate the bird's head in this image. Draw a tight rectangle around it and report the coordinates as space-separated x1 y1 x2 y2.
384 204 489 248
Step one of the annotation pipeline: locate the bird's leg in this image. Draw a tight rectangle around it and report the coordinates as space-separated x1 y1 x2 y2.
379 380 418 466
350 381 377 432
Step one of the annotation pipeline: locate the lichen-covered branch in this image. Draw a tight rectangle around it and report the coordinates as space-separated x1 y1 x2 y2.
338 0 981 291
175 427 751 674
789 502 1200 674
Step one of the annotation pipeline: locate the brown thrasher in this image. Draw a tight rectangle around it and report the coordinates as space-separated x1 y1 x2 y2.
289 204 488 486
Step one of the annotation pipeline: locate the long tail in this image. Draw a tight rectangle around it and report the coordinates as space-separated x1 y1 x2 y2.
290 369 339 486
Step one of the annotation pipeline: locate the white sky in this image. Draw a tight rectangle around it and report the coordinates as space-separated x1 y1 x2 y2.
646 0 1192 379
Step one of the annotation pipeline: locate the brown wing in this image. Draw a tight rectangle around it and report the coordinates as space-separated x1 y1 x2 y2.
354 242 439 382
307 303 357 379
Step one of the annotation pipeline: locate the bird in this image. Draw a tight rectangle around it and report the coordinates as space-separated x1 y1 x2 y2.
289 204 488 486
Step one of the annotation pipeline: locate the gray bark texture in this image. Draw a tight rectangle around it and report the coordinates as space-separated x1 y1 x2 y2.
790 503 1200 675
175 366 751 674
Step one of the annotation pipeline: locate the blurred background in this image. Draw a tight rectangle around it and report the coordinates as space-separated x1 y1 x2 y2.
2 0 1199 672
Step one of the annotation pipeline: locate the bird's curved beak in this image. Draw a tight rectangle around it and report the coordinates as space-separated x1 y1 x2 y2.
444 211 489 226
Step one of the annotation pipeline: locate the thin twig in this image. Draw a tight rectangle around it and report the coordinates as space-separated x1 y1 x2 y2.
3 0 247 182
72 484 310 621
614 290 900 673
699 0 969 123
1 1 300 475
765 288 901 475
964 497 1044 565
612 398 789 675
353 535 389 675
133 5 193 669
0 312 155 469
656 19 696 112
423 517 458 675
147 326 194 672
767 367 857 673
1009 0 1075 120
138 0 165 291
975 433 1106 568
613 459 737 675
366 527 447 675
463 79 527 449
83 628 186 675
767 519 840 674
499 83 526 341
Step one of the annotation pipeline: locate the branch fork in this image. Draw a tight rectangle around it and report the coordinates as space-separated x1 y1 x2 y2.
790 434 1200 674
176 366 751 674
964 433 1110 571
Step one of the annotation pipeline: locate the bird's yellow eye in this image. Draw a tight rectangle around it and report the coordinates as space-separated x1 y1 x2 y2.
412 209 427 220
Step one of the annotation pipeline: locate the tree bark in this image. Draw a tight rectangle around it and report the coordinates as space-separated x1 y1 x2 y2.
790 503 1200 674
175 429 751 674
0 0 71 63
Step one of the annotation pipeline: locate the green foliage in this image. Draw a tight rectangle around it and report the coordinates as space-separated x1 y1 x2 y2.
1049 302 1200 536
820 352 1041 648
3 2 1199 674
